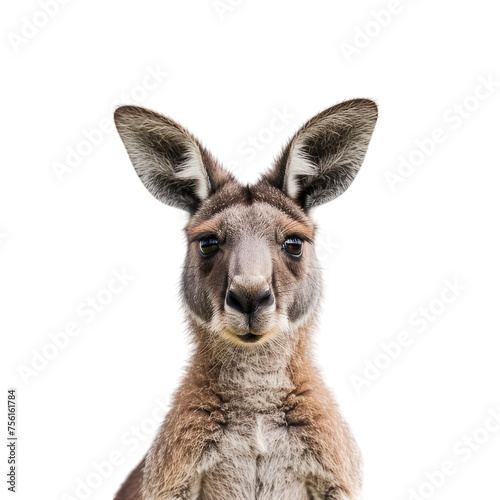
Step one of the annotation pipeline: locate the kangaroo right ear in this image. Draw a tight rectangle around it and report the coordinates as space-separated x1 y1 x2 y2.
114 106 231 213
264 99 378 210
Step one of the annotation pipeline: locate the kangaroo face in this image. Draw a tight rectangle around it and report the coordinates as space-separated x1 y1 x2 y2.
114 99 377 349
182 182 320 345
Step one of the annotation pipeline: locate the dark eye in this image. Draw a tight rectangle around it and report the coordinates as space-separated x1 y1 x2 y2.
283 237 303 257
199 236 219 256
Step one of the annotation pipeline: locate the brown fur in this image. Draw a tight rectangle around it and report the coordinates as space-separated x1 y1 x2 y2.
116 324 359 500
113 99 378 499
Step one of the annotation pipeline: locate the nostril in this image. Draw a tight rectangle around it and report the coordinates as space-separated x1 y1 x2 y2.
226 289 247 314
251 288 274 313
226 288 274 315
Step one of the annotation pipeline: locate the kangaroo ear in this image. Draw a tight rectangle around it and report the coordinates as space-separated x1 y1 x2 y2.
265 99 378 209
114 106 231 213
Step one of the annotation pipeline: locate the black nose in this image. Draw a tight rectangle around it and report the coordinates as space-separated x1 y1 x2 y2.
226 288 274 315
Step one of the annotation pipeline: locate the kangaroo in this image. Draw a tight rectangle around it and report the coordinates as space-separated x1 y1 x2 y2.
113 98 378 500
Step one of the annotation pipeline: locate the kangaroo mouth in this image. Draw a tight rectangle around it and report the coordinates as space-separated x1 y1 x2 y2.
236 332 262 343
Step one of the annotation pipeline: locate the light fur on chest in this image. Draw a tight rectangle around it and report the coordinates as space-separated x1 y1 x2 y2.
196 361 315 500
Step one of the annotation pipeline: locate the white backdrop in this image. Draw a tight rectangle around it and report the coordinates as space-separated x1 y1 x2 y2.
2 1 500 499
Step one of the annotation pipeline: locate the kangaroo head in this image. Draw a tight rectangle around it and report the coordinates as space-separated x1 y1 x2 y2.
114 99 377 351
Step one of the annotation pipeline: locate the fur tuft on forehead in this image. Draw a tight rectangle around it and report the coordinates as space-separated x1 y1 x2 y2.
185 180 314 236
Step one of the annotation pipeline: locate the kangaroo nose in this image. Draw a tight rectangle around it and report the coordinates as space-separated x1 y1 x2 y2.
226 287 274 315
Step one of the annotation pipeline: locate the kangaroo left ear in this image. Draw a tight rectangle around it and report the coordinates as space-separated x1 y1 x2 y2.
265 99 378 209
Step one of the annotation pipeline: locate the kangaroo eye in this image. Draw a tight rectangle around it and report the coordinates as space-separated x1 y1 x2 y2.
283 237 303 257
199 236 219 256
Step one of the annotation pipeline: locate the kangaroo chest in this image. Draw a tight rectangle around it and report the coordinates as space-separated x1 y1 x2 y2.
199 370 312 500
